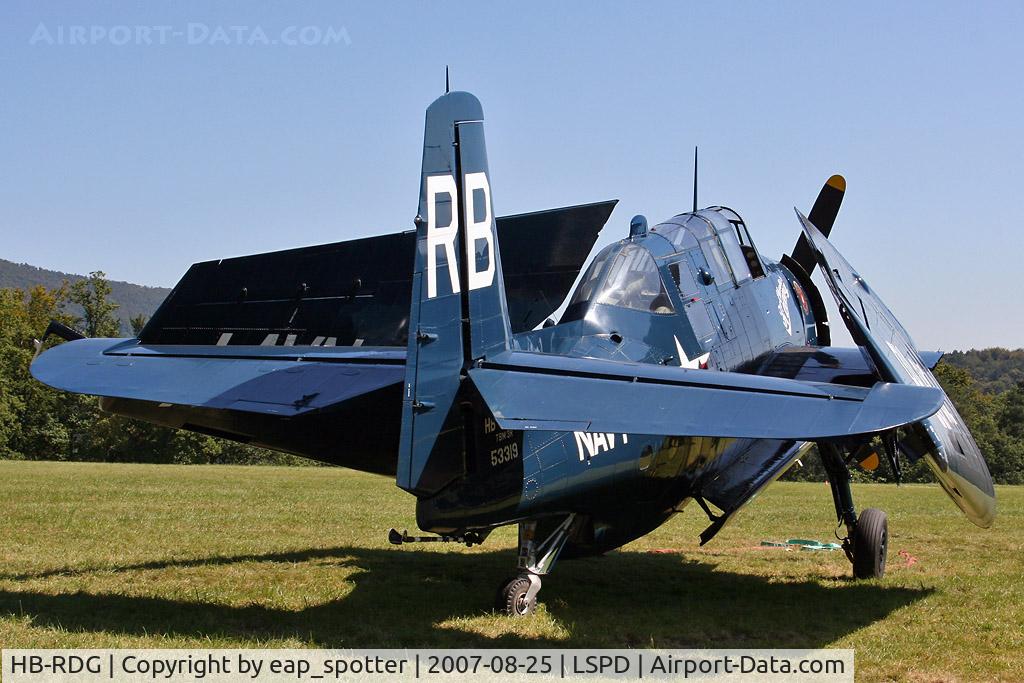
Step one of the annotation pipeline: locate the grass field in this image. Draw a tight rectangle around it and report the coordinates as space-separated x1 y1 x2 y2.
0 461 1021 681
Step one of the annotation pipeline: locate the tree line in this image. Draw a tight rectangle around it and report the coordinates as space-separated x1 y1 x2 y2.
1 274 1022 482
942 348 1024 394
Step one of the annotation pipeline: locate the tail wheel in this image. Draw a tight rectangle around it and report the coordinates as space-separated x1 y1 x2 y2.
852 508 888 579
496 576 536 617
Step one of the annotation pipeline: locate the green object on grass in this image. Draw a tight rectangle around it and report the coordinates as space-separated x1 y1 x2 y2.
781 538 843 551
786 538 822 547
760 540 789 547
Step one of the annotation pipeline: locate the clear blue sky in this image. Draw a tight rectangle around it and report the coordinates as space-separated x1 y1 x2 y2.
1 2 1021 350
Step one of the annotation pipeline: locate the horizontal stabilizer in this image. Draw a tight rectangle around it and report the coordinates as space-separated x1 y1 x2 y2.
469 351 942 440
31 338 404 416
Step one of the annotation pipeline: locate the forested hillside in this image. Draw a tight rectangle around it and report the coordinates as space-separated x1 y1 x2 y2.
0 258 169 337
943 348 1024 394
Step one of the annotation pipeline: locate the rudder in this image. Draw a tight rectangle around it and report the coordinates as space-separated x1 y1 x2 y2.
396 91 513 495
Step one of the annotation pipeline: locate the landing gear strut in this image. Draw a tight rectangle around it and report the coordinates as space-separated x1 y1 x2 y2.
496 514 577 617
819 443 888 578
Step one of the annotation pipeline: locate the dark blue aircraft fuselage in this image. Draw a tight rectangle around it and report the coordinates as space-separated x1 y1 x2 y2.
412 206 826 553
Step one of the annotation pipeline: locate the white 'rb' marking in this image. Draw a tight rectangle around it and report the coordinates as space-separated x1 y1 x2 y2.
425 173 496 299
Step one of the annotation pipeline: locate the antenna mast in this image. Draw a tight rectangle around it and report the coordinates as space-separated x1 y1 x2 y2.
692 146 699 212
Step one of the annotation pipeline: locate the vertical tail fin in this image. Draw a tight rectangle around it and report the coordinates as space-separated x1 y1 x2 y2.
396 91 512 495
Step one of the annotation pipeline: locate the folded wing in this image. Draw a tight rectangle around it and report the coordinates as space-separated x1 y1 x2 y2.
796 209 996 527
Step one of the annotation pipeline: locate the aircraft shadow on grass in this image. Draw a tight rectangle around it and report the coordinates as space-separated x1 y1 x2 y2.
0 547 933 647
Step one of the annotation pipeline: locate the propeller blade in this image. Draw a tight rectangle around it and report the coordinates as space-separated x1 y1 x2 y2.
791 174 846 275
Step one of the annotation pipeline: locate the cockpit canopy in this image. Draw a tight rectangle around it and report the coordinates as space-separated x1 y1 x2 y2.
562 207 764 324
652 207 764 285
564 242 674 321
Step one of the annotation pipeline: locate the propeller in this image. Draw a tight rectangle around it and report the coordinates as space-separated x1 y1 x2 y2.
790 174 846 276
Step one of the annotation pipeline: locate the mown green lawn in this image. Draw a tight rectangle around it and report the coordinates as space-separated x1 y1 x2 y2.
0 461 1020 681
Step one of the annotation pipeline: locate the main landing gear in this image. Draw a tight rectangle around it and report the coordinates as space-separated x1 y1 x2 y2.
496 514 577 617
819 443 888 578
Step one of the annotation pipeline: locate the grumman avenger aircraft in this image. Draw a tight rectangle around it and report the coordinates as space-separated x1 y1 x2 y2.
32 90 996 616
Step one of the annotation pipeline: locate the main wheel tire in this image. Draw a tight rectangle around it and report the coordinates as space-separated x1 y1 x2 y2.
852 508 888 579
497 576 536 616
